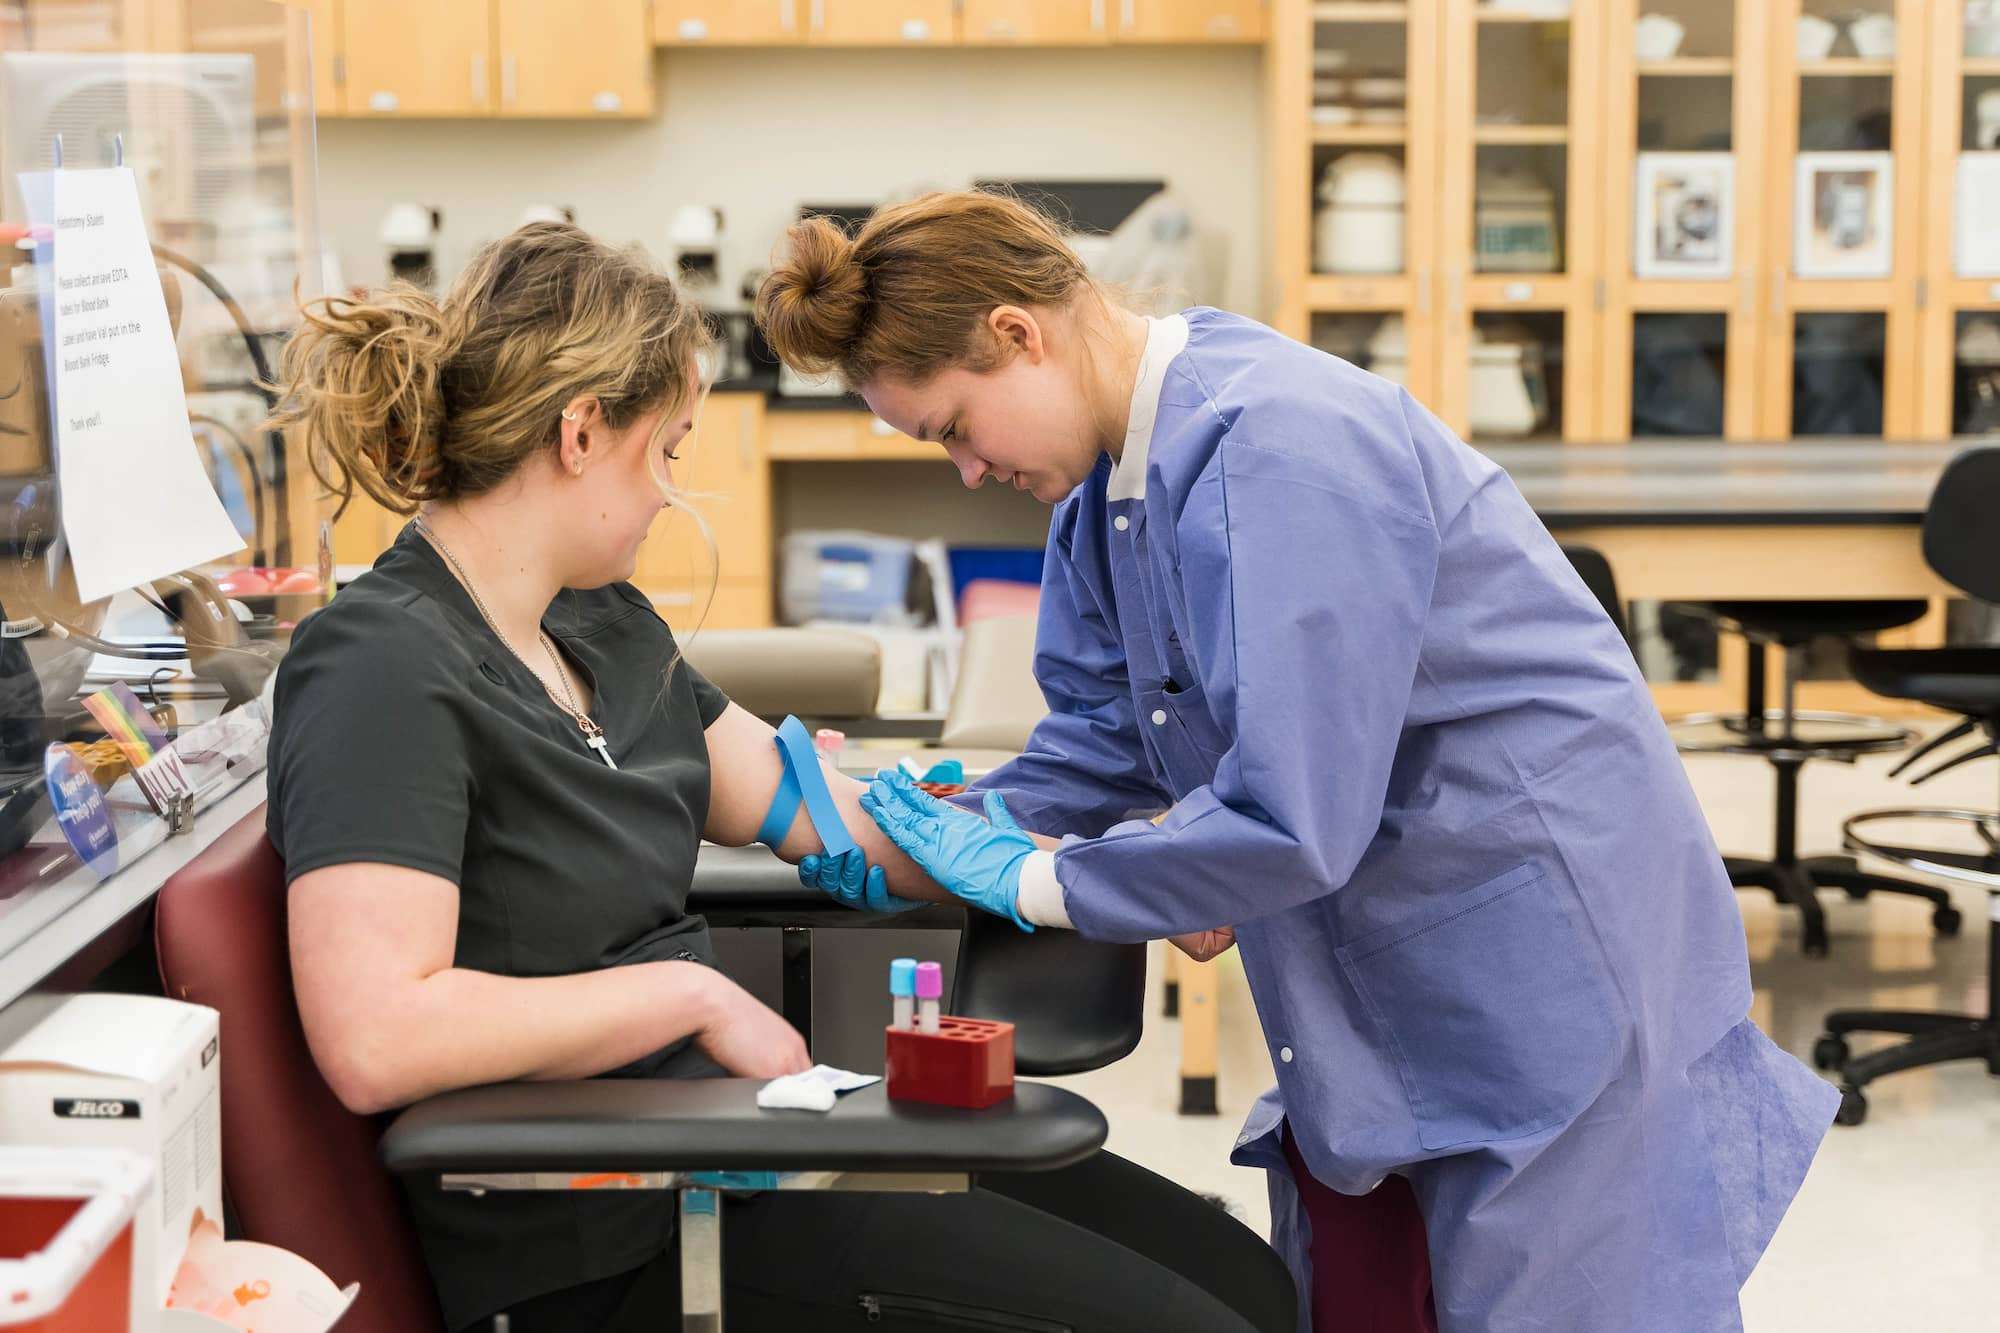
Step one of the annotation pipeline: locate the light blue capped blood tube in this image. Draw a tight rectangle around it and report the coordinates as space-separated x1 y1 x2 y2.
890 957 917 1031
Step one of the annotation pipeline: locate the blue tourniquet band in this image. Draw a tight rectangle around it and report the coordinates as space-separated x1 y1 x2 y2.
755 716 856 856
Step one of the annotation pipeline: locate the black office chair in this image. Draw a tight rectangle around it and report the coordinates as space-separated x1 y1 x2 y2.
1667 598 1956 955
1811 446 2000 1125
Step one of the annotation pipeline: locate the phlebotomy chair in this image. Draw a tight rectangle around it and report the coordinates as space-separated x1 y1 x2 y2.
1810 446 2000 1126
155 807 1294 1332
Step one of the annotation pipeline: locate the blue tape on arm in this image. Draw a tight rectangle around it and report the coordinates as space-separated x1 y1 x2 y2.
773 716 857 857
754 716 857 856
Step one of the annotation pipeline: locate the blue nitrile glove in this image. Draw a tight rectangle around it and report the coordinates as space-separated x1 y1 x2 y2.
797 846 923 915
860 770 1036 932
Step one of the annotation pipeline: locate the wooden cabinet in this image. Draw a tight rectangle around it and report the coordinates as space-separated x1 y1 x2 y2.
1432 0 1605 444
1118 0 1264 43
1283 0 1444 408
1598 0 1767 439
655 0 803 44
962 1 1110 45
805 0 958 45
301 0 344 114
635 393 774 627
1756 0 1928 439
342 0 493 116
1916 0 2000 440
495 0 652 116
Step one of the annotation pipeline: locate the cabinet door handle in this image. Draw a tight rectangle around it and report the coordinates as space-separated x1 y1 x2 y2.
811 0 824 34
1090 0 1105 31
780 0 795 30
502 54 518 106
1121 0 1136 30
471 52 486 102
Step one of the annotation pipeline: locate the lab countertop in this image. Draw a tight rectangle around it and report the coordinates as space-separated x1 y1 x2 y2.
1488 440 1967 526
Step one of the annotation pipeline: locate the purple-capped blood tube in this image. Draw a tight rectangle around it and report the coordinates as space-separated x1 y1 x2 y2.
916 961 943 1035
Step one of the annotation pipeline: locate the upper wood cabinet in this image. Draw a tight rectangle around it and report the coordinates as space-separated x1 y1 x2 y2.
962 0 1110 45
495 0 652 116
804 0 958 45
1118 0 1264 43
655 0 803 44
342 0 493 116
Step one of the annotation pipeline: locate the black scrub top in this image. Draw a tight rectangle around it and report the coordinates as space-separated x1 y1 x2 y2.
267 522 732 1331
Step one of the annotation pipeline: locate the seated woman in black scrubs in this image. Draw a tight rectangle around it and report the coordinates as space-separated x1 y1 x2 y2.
265 223 1287 1333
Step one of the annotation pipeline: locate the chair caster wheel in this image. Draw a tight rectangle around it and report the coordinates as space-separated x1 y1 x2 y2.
1835 1084 1868 1127
1933 906 1964 937
1812 1035 1850 1071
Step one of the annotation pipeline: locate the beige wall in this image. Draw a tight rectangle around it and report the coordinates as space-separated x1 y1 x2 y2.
314 44 1268 316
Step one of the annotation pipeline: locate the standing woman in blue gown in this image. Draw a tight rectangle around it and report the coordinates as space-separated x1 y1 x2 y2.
759 191 1838 1333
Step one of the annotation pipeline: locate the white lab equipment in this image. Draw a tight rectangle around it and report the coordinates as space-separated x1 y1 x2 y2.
1633 14 1685 61
1467 332 1543 437
1090 192 1225 316
1315 153 1407 275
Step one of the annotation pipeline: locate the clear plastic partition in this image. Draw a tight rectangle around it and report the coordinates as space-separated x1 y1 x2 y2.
0 0 322 967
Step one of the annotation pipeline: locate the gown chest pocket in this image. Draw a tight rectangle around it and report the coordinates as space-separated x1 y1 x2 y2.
1138 679 1228 796
1335 863 1623 1151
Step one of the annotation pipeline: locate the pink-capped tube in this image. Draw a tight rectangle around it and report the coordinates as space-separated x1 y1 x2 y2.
915 961 943 1034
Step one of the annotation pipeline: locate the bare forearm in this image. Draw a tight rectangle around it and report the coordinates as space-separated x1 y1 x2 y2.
323 959 716 1113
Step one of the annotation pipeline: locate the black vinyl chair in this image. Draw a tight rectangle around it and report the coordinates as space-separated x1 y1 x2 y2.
1666 598 1957 955
1812 446 2000 1125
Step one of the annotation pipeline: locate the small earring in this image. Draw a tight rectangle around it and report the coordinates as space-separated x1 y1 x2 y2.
572 463 583 475
561 409 579 421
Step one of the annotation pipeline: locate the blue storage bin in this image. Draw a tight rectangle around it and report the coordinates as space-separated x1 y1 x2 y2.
946 547 1044 604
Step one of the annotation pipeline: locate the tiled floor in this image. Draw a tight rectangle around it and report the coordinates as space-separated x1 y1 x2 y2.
1051 733 2000 1331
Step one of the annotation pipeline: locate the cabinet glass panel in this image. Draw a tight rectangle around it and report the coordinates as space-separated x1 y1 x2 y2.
1466 311 1562 441
1952 312 2000 436
0 1 143 50
1474 144 1564 274
1797 0 1896 64
1792 312 1887 436
1632 1 1733 62
1799 76 1892 151
1631 314 1726 438
1971 3 2000 65
1310 18 1408 277
1310 312 1407 381
1637 79 1731 152
1472 12 1569 276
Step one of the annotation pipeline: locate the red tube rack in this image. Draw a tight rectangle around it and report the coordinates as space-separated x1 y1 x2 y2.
885 1017 1016 1109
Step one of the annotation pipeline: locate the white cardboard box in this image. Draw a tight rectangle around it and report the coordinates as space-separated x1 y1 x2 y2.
0 994 223 1323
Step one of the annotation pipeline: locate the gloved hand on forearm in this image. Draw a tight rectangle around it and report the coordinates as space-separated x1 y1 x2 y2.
861 769 1036 932
797 846 923 915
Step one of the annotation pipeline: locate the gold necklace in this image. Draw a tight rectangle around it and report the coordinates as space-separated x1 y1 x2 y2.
415 516 616 769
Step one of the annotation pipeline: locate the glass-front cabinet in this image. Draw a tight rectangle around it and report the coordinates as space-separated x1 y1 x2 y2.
1288 2 1441 407
1274 0 1974 444
1758 0 1928 438
1600 0 1764 439
1922 1 2000 439
1435 0 1604 444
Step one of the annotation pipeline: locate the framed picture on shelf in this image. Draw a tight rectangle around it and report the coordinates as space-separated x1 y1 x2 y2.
1794 152 1894 279
1957 154 2000 278
1633 153 1733 280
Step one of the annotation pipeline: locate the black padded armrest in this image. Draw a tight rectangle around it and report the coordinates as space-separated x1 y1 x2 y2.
381 1080 1105 1177
690 843 963 929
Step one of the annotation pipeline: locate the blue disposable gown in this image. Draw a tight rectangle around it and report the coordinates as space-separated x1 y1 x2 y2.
968 309 1838 1332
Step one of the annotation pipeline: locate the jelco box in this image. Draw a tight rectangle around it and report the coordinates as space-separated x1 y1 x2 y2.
0 995 222 1323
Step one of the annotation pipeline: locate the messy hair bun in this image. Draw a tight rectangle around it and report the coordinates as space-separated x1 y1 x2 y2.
755 190 1090 391
755 215 868 378
276 284 455 514
273 221 710 517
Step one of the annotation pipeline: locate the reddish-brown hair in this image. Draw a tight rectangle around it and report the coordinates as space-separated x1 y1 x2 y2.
755 190 1091 388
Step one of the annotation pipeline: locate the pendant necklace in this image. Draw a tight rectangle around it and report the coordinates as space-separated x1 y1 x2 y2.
416 516 617 769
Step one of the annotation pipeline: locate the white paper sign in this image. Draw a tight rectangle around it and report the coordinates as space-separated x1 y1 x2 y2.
47 166 244 602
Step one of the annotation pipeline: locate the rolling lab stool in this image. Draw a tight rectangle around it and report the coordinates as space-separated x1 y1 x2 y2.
1669 601 1959 956
1812 445 2000 1125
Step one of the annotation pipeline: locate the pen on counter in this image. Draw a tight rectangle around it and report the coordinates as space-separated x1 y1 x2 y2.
916 961 943 1034
890 957 917 1032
